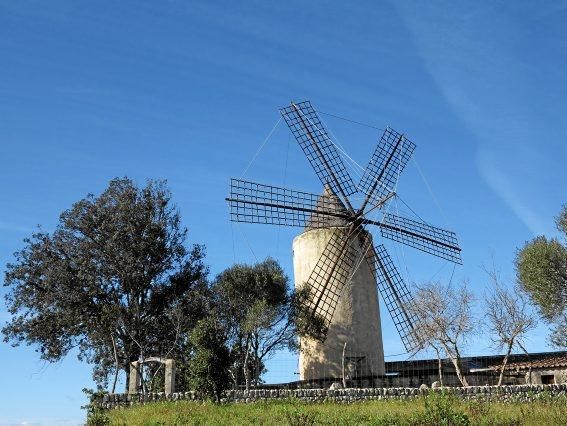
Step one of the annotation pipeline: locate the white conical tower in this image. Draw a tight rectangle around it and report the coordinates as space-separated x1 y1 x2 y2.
292 187 385 383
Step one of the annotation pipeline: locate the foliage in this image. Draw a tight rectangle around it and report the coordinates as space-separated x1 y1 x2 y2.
188 316 231 402
549 313 567 349
516 204 567 349
516 236 567 321
413 391 470 425
2 177 210 390
213 258 296 389
407 281 475 387
86 409 111 426
291 283 328 342
82 388 111 426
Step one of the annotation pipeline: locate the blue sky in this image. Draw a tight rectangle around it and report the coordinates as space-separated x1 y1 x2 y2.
1 1 567 423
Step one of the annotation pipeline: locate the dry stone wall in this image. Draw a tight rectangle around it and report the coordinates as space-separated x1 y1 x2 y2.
98 383 567 409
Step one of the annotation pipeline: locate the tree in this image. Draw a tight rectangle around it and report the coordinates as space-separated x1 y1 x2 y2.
516 205 567 349
483 268 537 385
212 258 297 390
407 281 475 387
516 237 567 320
188 316 231 402
550 314 567 349
2 178 210 391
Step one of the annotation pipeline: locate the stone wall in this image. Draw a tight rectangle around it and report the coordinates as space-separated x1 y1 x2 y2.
98 383 567 409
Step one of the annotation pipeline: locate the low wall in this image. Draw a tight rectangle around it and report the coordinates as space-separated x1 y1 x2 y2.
98 383 567 409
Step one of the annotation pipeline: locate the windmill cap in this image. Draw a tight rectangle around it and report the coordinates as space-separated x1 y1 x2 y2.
305 185 348 230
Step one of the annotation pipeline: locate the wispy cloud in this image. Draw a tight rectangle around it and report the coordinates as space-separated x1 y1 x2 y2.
476 149 548 235
394 2 561 236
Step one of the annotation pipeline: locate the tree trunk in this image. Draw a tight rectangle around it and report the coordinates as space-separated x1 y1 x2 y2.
229 366 237 390
452 357 468 387
111 333 119 393
443 342 468 387
518 342 532 384
243 338 252 391
124 363 130 393
498 342 514 386
434 346 443 386
253 335 260 387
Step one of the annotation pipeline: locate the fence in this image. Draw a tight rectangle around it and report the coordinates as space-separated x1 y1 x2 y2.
257 350 567 389
98 383 567 409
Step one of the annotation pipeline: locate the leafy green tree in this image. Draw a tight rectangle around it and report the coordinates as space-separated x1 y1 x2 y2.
550 315 567 349
516 205 567 349
2 178 210 391
212 258 297 390
188 316 231 402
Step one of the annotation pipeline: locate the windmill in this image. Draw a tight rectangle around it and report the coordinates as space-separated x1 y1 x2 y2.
226 100 462 381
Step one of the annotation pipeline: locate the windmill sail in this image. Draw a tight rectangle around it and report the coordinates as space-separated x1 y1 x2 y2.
227 179 350 228
380 213 462 264
280 101 357 205
300 227 357 329
359 127 415 211
227 100 463 349
369 244 421 351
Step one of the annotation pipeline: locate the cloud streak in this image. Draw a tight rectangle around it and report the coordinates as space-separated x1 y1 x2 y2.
395 2 562 236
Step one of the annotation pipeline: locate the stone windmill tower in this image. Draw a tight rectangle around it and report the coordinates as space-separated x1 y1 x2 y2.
227 101 462 382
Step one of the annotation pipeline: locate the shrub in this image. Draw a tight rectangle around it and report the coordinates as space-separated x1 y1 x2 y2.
412 391 470 426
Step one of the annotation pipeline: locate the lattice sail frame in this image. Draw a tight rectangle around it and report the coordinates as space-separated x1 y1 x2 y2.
228 179 349 228
301 227 358 328
280 101 357 202
358 127 416 209
226 100 463 346
369 245 421 351
380 213 462 264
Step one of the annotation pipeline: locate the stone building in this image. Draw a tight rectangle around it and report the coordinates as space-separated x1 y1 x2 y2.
275 351 567 389
472 352 567 385
292 188 385 382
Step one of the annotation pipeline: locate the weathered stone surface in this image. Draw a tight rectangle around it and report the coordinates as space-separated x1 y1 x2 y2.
293 227 385 381
96 383 567 409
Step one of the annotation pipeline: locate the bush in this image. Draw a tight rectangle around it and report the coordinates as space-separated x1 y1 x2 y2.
86 409 111 426
82 388 110 426
188 316 231 402
412 391 470 426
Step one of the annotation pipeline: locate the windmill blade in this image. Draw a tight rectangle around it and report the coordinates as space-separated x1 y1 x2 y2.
368 244 421 351
379 213 462 264
359 127 416 211
280 101 357 206
300 227 358 330
227 178 351 228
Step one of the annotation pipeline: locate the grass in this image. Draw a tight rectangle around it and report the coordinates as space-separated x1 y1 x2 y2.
95 392 567 425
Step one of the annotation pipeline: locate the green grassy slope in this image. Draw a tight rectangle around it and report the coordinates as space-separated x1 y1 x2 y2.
96 393 567 425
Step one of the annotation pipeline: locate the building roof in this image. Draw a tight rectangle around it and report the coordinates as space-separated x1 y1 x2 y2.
496 354 567 371
386 351 567 374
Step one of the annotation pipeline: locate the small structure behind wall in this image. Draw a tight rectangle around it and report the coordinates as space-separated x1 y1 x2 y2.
128 357 176 394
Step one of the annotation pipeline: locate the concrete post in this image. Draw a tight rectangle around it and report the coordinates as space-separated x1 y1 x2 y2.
164 359 176 394
128 361 140 394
